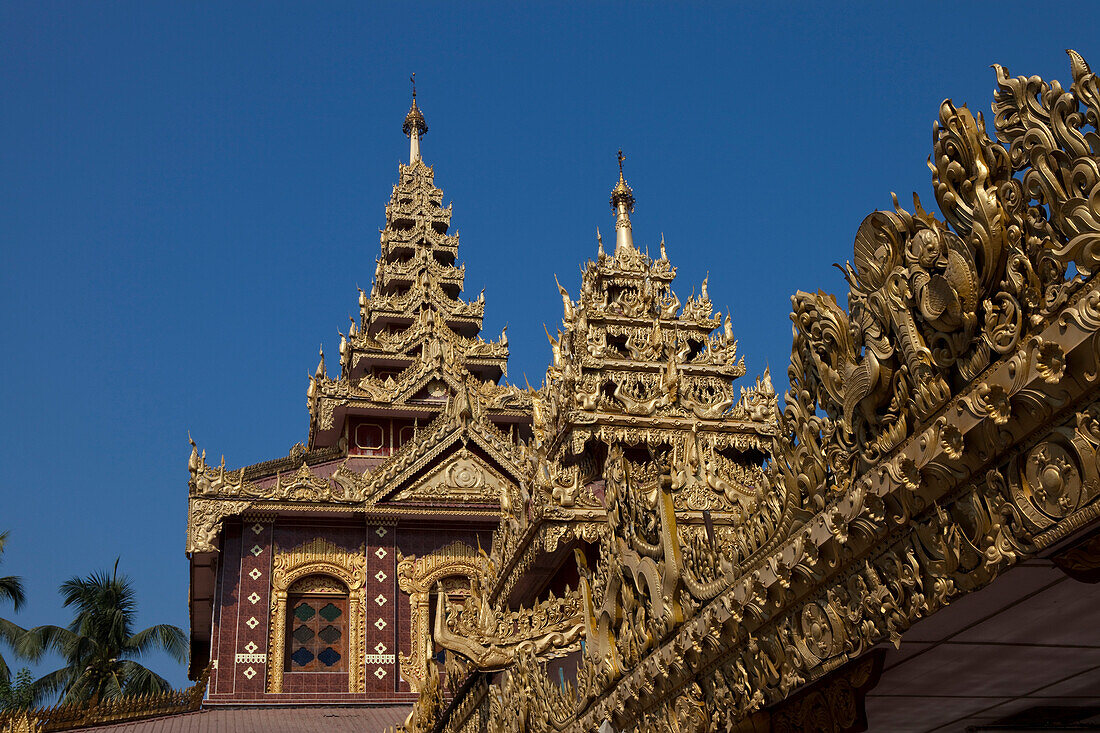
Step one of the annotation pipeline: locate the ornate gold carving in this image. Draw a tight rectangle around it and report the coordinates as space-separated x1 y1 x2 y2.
391 447 510 505
423 51 1100 733
288 575 347 594
396 542 489 692
433 585 584 671
186 498 251 554
0 668 209 733
188 439 368 506
267 538 366 694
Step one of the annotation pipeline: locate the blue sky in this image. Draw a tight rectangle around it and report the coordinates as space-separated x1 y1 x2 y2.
1 3 1097 690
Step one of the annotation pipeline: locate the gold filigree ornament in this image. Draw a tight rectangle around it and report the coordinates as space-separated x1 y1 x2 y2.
939 420 965 460
976 383 1013 425
396 542 488 692
1035 339 1068 384
1024 441 1083 518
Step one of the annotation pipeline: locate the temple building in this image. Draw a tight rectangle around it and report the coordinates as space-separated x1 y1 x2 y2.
185 87 532 709
7 51 1094 733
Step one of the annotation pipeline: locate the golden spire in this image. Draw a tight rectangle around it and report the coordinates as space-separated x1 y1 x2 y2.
403 73 428 164
610 149 635 254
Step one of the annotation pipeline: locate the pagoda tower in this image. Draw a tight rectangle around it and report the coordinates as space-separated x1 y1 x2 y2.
530 151 777 519
448 155 782 654
307 84 521 453
186 88 531 706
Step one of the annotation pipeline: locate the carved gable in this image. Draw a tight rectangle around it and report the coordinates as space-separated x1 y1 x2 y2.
388 446 511 505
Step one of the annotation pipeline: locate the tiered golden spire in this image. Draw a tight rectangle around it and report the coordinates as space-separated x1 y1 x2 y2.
403 73 428 164
610 149 635 253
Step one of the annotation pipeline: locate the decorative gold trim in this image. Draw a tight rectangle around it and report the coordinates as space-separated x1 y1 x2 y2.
266 538 366 694
396 541 488 692
0 668 209 732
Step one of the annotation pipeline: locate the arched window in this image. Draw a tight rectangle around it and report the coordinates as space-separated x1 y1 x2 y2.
285 575 348 673
395 542 485 693
266 538 366 694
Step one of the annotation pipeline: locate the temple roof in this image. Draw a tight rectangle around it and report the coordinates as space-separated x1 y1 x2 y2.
72 706 412 732
304 92 520 448
531 158 772 462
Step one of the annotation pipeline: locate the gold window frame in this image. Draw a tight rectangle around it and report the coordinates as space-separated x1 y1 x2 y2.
396 541 487 692
268 538 366 693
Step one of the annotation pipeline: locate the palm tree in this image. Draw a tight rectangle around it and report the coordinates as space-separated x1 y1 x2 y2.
17 560 186 706
0 531 27 686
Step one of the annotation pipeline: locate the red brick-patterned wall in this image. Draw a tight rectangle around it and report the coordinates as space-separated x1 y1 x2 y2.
366 520 398 693
274 521 362 695
237 520 273 695
209 519 273 699
204 516 493 706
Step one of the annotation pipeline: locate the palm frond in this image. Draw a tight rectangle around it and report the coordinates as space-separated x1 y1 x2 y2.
126 624 187 664
94 671 124 705
14 625 81 662
0 617 27 647
0 617 28 687
0 532 25 613
117 660 173 697
0 576 25 612
60 567 135 651
28 667 74 707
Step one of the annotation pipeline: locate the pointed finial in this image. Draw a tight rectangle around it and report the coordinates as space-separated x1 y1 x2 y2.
596 226 604 256
659 233 667 260
403 74 428 164
610 150 634 212
610 150 635 253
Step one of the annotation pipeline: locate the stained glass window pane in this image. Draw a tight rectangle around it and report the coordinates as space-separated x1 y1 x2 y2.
285 582 348 674
317 647 341 667
291 647 315 667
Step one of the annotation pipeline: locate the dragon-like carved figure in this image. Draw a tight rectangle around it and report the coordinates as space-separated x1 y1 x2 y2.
782 52 1096 503
575 444 683 682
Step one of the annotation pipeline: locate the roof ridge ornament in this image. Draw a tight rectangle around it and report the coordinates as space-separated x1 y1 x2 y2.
610 149 635 254
403 73 428 165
